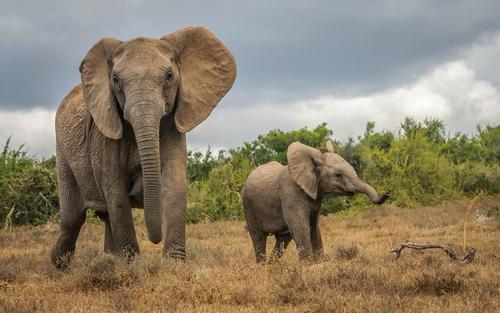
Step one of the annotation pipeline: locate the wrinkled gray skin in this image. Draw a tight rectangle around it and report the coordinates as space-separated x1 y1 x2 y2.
242 141 389 262
51 27 236 268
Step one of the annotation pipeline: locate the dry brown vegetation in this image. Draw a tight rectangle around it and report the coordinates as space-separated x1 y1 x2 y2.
0 198 499 313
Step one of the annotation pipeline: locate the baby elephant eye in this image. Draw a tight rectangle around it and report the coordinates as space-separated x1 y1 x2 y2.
112 74 121 89
335 172 342 178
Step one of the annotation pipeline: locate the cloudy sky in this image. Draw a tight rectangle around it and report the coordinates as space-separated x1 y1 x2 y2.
1 0 500 157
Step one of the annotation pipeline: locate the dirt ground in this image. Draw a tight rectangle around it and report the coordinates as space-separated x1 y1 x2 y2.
0 198 499 313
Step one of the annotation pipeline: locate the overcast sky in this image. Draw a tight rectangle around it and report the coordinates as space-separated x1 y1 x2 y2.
1 0 500 157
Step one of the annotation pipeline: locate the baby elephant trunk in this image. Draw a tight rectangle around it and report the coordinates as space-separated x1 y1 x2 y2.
352 176 389 205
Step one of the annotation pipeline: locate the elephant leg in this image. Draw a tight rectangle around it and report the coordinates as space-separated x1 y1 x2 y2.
106 188 140 257
95 212 115 253
290 227 313 260
310 210 323 259
97 139 140 258
283 206 313 260
243 199 268 263
51 158 86 269
271 231 292 260
161 130 187 260
249 230 267 263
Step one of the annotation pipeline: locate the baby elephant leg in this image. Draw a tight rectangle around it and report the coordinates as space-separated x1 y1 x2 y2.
310 210 324 259
271 231 292 260
283 207 314 260
249 230 267 263
244 204 268 263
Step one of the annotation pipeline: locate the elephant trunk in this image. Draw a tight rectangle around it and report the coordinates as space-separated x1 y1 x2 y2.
352 176 389 205
127 103 164 244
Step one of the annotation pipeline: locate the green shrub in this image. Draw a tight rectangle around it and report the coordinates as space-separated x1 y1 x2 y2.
187 157 253 223
0 139 58 226
1 120 499 226
455 162 500 195
361 132 457 207
230 123 334 166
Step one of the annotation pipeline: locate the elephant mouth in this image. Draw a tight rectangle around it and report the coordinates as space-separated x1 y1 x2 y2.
345 191 355 196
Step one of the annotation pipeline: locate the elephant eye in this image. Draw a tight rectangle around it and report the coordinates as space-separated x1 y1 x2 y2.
335 172 342 178
165 71 174 83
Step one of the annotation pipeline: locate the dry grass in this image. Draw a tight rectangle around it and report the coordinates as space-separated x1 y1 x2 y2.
0 198 499 313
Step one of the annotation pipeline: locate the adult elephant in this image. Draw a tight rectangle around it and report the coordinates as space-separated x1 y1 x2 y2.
51 27 236 268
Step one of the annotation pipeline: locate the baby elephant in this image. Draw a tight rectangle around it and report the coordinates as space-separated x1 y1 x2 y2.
242 140 388 262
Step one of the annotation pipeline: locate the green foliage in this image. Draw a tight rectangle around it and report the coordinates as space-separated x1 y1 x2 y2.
0 138 58 226
187 157 253 223
187 148 219 182
188 120 499 219
440 133 484 164
1 119 499 227
454 161 500 194
478 125 500 163
361 131 457 206
230 123 333 166
400 117 446 144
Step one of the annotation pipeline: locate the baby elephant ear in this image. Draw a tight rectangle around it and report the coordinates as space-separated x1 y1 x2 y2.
326 140 335 153
287 142 324 199
161 27 237 133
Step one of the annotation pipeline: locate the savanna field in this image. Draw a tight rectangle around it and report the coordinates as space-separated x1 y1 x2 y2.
0 198 499 313
0 119 499 312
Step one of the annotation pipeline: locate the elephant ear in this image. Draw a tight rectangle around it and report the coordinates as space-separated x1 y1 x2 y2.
287 142 324 199
80 37 123 140
161 27 237 133
326 140 335 153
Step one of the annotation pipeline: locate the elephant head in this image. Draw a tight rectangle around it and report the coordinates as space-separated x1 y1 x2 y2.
287 141 388 204
79 27 237 244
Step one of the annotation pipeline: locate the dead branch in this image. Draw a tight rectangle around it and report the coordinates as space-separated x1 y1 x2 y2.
390 242 475 264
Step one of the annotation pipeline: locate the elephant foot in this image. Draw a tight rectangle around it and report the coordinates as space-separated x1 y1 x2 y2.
298 250 314 262
255 255 267 264
163 250 186 261
163 245 186 261
312 249 325 260
117 244 140 261
51 248 74 270
163 240 186 260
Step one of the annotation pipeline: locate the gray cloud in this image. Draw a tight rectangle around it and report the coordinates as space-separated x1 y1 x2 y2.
1 1 500 156
463 32 500 87
2 0 500 109
189 59 500 151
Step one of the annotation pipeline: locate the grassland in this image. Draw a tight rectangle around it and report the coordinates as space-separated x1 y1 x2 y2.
0 198 499 313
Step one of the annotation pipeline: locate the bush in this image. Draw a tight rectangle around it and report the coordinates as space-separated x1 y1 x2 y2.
455 162 500 195
230 123 333 166
362 132 457 206
1 119 499 226
187 157 253 223
0 139 58 226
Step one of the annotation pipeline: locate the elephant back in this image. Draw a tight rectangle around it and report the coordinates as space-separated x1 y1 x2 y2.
242 161 284 204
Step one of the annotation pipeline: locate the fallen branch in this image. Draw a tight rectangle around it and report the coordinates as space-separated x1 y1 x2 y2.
390 242 475 264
